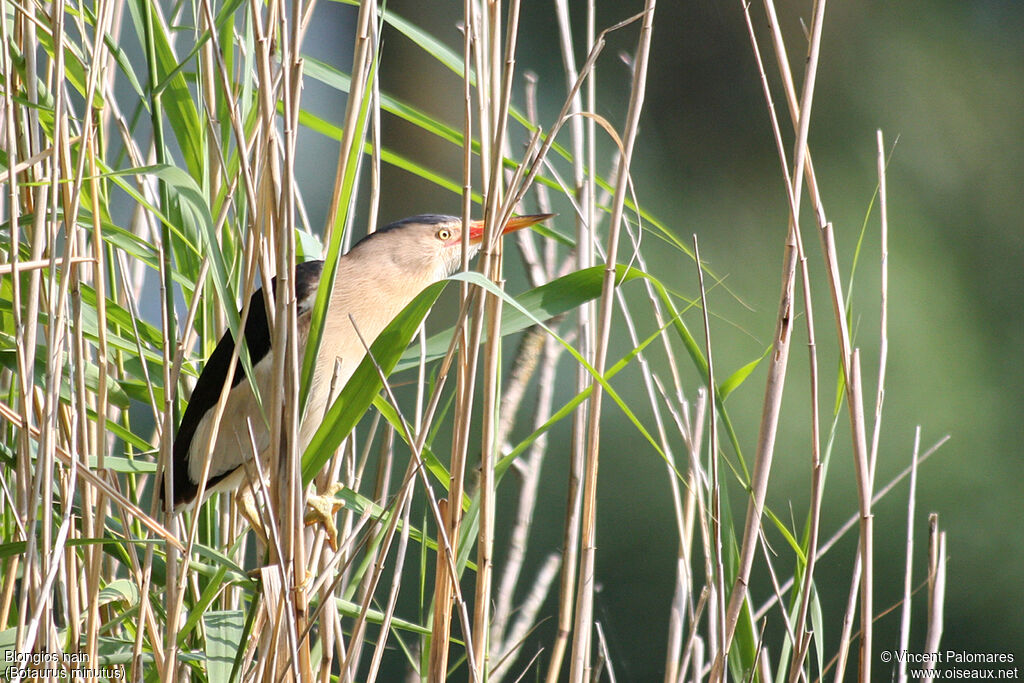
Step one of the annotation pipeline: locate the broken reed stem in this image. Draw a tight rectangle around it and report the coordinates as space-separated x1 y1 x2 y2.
923 514 945 662
738 2 826 674
712 228 798 682
870 129 890 482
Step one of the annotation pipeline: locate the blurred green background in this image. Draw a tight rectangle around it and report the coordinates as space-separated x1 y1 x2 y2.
298 0 1024 677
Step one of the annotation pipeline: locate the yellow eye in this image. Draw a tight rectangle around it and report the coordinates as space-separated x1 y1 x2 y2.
437 228 453 241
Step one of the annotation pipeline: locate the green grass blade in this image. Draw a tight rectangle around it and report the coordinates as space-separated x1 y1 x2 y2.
395 265 642 372
178 566 229 648
719 346 770 401
203 610 246 682
301 281 447 484
124 0 204 178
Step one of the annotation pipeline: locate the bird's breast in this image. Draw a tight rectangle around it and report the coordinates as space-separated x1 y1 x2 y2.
302 306 386 423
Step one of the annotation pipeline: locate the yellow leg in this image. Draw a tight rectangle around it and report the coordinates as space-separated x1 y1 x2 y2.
235 485 269 547
233 481 345 552
304 482 345 551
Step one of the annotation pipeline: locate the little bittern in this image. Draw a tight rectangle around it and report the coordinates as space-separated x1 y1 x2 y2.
164 213 552 542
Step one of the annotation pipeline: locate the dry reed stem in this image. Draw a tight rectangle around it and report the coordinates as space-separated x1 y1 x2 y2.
898 427 922 683
569 5 655 680
694 233 729 681
431 8 645 680
323 0 375 240
426 4 502 671
490 329 547 637
718 0 831 672
657 380 705 683
471 0 548 665
776 0 876 666
834 547 858 680
754 433 948 622
737 4 825 676
364 493 414 682
870 128 890 484
15 0 62 664
472 0 526 670
343 319 478 682
923 514 945 669
711 232 798 683
430 0 482 669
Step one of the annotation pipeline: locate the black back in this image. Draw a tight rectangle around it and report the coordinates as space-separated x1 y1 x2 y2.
165 260 325 506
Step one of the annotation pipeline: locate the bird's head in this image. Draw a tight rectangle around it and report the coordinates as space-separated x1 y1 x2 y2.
352 213 554 284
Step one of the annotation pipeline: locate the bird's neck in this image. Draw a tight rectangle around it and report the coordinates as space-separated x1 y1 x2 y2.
329 256 430 346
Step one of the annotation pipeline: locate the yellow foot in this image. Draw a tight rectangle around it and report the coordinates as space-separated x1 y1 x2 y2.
304 483 346 551
236 486 269 547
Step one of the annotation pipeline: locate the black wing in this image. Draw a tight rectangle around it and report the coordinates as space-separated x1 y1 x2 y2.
165 260 325 506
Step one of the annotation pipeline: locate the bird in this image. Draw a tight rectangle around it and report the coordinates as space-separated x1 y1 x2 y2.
164 213 552 545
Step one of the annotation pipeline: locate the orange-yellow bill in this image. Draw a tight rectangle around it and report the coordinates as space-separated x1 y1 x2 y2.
468 213 554 243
